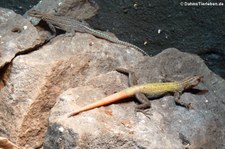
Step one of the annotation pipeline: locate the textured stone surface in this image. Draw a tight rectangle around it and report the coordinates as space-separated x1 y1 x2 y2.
0 8 42 68
25 0 99 24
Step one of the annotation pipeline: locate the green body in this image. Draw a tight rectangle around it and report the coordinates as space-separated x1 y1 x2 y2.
124 81 183 96
123 75 203 97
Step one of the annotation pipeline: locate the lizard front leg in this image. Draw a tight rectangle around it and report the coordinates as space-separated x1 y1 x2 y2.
174 92 192 109
47 22 57 40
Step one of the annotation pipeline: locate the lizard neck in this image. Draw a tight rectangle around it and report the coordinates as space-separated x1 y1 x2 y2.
180 79 190 90
180 76 203 90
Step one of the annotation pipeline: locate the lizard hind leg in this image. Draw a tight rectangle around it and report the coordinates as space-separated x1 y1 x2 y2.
116 68 152 113
135 93 151 110
135 93 152 118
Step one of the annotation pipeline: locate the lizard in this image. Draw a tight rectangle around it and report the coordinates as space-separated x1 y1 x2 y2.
27 10 149 56
68 68 203 117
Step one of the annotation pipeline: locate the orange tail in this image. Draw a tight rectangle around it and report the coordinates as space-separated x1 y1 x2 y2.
68 90 131 117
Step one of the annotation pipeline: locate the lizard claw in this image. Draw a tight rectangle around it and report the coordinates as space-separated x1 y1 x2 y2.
135 108 152 119
186 103 193 110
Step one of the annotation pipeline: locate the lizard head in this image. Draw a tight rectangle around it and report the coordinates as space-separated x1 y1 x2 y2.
182 75 204 90
27 10 43 18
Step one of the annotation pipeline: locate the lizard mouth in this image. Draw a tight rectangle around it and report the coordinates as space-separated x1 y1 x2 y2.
191 75 204 87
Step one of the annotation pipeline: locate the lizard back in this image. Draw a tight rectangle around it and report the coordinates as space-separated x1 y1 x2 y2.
28 10 149 56
28 10 87 33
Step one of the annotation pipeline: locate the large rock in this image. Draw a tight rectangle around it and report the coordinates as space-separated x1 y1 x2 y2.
25 0 99 23
0 8 42 69
46 47 225 149
1 27 224 148
0 31 144 148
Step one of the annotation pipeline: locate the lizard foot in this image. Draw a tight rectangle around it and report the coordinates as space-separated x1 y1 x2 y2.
135 108 152 119
175 101 193 110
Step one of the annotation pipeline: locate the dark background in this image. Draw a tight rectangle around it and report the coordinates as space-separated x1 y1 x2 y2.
0 0 225 78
